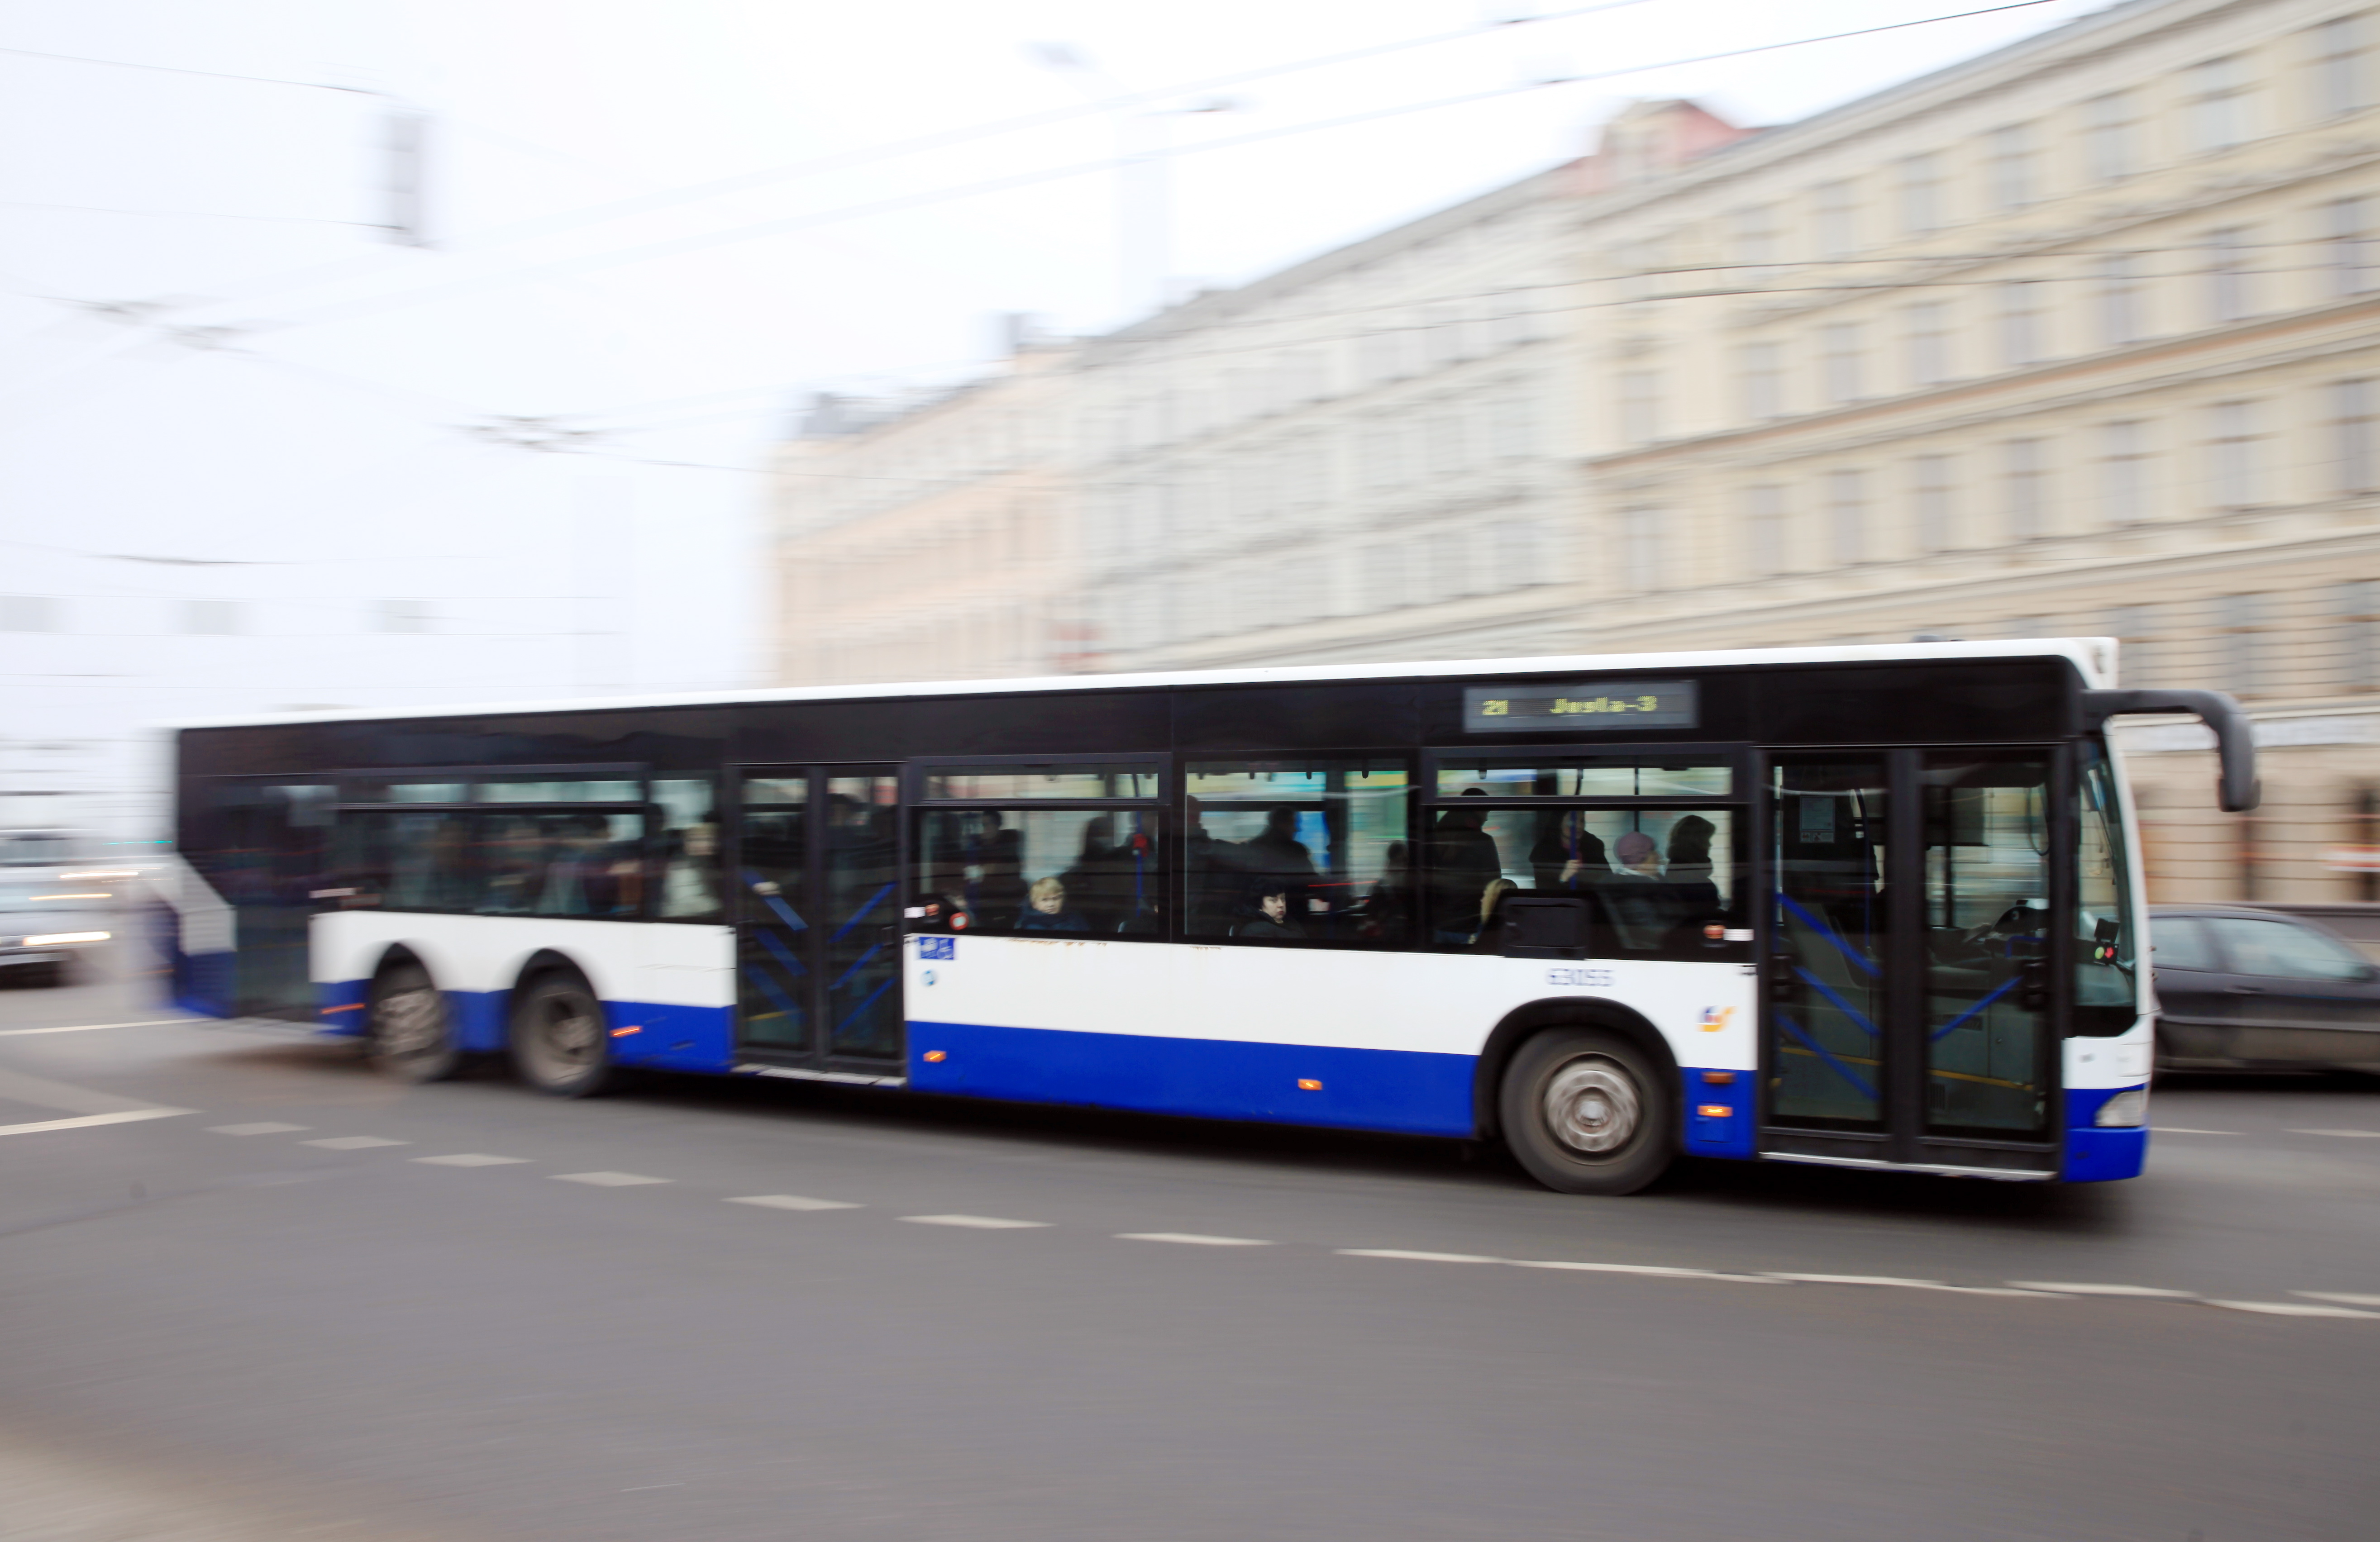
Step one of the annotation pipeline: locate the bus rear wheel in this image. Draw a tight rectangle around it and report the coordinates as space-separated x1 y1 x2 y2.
1500 1027 1673 1196
509 972 614 1098
366 961 459 1084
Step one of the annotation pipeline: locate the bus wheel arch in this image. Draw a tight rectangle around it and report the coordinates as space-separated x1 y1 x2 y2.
1476 999 1680 1196
364 946 460 1084
506 951 615 1099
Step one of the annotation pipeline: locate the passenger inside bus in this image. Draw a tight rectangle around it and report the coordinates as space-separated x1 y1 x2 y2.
1428 790 1502 943
658 821 722 919
1016 875 1091 933
1234 883 1304 941
1528 810 1607 894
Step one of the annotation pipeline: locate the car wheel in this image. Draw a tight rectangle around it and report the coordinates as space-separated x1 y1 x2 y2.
367 961 459 1083
1499 1027 1674 1196
509 972 614 1098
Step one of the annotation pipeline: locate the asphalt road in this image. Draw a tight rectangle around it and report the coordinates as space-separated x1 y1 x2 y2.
5 951 2378 1541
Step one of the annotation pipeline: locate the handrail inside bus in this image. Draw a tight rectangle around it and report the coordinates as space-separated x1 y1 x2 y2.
2080 688 2261 814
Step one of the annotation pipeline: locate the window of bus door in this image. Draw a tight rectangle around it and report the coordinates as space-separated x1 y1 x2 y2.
913 760 1164 939
2072 743 2139 1036
1182 757 1412 945
1769 758 1889 1130
1920 752 2051 1139
1428 754 1744 957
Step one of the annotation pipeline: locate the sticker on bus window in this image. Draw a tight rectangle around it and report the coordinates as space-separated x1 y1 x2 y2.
917 936 955 961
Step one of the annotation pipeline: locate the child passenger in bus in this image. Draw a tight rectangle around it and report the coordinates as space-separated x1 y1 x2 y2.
1016 876 1091 933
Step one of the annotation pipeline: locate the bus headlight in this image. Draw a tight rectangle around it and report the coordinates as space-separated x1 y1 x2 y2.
23 931 108 947
2094 1088 2148 1128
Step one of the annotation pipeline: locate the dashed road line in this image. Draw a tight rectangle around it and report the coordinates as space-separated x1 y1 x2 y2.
1764 1272 2058 1297
2288 1128 2380 1138
2292 1291 2380 1307
207 1123 308 1136
1338 1248 1502 1264
725 1195 862 1211
2151 1127 2239 1135
553 1171 670 1186
0 1108 190 1138
2008 1281 2196 1297
901 1214 1048 1229
2206 1299 2380 1318
1116 1232 1272 1247
301 1136 408 1150
0 1018 196 1037
412 1154 530 1167
1510 1260 1780 1282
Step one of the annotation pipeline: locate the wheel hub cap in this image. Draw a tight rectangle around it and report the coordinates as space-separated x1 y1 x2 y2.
1543 1057 1639 1155
378 988 442 1057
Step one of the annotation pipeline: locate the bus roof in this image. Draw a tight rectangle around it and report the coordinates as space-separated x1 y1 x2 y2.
166 637 2115 732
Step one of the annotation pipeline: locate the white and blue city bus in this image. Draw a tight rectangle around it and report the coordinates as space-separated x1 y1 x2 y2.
164 641 2257 1194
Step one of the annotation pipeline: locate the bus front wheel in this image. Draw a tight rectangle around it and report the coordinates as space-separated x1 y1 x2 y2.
509 972 615 1098
1499 1028 1673 1196
366 961 459 1084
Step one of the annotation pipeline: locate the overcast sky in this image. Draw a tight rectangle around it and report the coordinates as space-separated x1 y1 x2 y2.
0 0 2107 826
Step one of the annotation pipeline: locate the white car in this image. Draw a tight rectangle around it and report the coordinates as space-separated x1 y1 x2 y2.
0 878 117 985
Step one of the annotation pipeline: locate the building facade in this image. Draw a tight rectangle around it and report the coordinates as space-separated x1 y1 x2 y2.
774 341 1077 686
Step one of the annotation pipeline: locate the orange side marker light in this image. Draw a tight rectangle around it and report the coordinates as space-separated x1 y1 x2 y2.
610 1025 641 1038
1697 1104 1733 1118
923 1050 948 1062
1297 1079 1323 1091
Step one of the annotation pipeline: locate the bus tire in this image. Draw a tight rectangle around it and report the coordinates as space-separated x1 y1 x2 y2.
1499 1027 1673 1196
509 971 614 1098
366 961 459 1084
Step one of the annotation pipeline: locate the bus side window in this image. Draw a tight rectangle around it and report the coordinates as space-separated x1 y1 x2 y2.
1183 758 1413 946
916 807 1162 938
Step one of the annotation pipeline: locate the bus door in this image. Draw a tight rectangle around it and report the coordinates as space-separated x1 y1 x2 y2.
1763 749 2060 1173
731 766 904 1065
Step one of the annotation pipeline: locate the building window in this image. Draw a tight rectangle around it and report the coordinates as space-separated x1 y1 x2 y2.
2335 378 2378 493
1903 301 1951 386
2315 13 2375 119
1812 179 1857 260
1743 484 1786 576
2002 438 2049 542
2206 227 2254 322
1731 204 1778 267
1897 152 1943 235
2189 55 2254 153
2099 420 2153 525
2218 593 2270 696
1912 454 1955 552
2097 254 2143 347
1995 281 2045 367
1819 323 1865 405
1739 341 1784 421
1364 544 1407 610
1826 469 1869 566
2328 196 2377 296
1986 124 2036 211
185 600 240 635
2338 580 2380 690
379 599 432 634
1489 520 1542 590
1422 411 1467 478
1617 370 1661 445
1621 506 1664 592
2083 91 2135 183
2108 604 2161 687
0 596 59 632
2209 400 2263 509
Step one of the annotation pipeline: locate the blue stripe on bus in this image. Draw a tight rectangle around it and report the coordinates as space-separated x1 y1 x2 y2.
904 1019 1479 1138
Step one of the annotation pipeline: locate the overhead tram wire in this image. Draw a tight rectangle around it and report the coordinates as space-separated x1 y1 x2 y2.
235 0 2065 338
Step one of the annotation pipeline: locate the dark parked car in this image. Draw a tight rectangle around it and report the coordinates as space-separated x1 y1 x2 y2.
2151 905 2380 1072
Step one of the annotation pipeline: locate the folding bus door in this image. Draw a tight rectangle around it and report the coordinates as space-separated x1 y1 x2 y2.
1763 749 2060 1174
731 766 904 1066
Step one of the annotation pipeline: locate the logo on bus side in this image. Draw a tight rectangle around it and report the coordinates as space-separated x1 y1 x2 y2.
917 936 956 961
1698 1006 1734 1033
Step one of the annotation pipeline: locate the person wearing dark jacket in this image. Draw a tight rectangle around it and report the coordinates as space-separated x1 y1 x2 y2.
1427 789 1503 943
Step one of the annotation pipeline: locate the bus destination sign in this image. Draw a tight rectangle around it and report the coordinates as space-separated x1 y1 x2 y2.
1463 679 1698 733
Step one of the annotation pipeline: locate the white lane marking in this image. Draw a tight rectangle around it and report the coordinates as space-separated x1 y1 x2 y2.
1336 1248 1503 1264
1510 1260 1781 1282
899 1214 1048 1229
2288 1128 2380 1138
552 1171 670 1186
620 1484 685 1492
726 1195 862 1211
1765 1272 2060 1297
2206 1299 2380 1319
207 1122 309 1136
412 1154 530 1167
301 1136 408 1150
2008 1281 2196 1298
0 1108 190 1138
2291 1291 2380 1307
0 1064 167 1116
0 1018 197 1037
2150 1127 2239 1135
1116 1232 1273 1247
